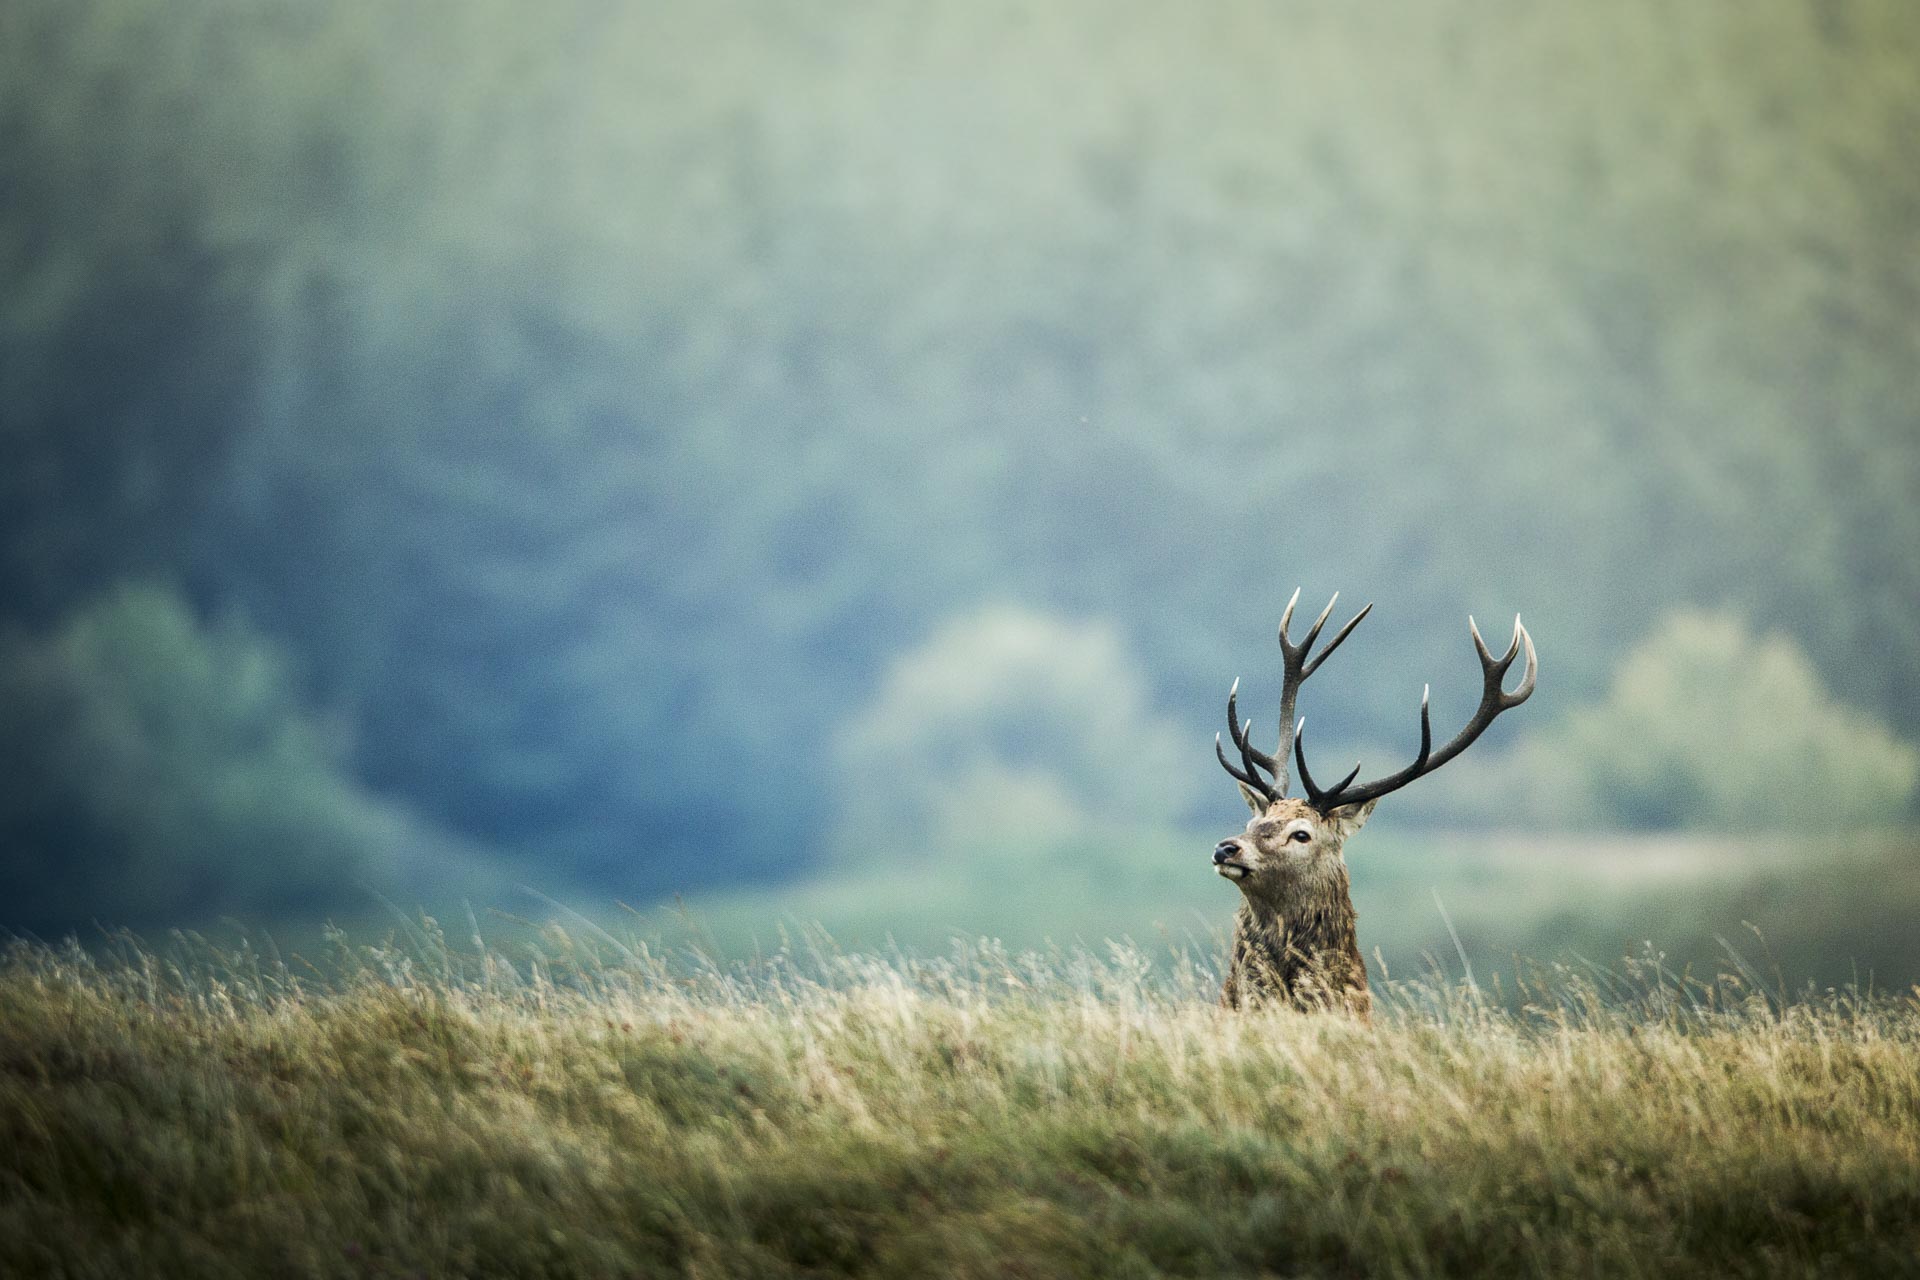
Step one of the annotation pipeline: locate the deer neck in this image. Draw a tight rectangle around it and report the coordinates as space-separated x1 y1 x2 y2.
1226 856 1367 1012
1238 856 1358 952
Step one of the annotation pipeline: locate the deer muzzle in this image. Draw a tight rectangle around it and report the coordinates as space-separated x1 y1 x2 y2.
1213 840 1250 880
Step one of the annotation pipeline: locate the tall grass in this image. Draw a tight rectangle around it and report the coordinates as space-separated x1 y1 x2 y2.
3 924 1917 1277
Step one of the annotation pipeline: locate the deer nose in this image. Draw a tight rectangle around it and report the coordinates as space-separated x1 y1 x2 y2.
1213 841 1241 865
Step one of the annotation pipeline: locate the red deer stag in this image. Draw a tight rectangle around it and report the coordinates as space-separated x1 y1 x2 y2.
1211 590 1536 1015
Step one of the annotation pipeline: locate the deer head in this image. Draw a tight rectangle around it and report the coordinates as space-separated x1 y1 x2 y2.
1210 589 1537 1011
1210 796 1379 907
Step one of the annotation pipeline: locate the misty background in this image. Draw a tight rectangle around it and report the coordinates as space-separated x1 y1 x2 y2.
3 1 1916 985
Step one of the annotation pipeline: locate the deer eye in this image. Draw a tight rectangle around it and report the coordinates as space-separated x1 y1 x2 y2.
1289 829 1312 843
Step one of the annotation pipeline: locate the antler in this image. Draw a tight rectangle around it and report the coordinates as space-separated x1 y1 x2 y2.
1215 588 1373 805
1294 614 1537 813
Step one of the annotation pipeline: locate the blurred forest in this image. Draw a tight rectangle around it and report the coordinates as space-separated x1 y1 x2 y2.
2 1 1917 938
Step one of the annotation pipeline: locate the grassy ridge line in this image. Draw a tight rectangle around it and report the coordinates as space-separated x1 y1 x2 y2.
2 934 1918 1278
626 829 1920 995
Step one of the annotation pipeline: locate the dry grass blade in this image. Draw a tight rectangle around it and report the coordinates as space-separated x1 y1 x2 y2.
2 929 1917 1277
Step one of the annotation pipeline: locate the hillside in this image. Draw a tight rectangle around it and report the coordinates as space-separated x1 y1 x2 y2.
4 934 1917 1277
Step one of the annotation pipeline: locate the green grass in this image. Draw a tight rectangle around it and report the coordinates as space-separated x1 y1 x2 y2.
4 928 1919 1278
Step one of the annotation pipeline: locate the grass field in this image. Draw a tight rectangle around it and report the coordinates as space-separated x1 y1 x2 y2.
4 927 1919 1278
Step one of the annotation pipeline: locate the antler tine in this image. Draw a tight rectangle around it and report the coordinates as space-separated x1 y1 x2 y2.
1416 683 1432 770
1471 615 1538 707
1302 601 1373 678
1298 612 1540 812
1504 618 1538 707
1281 591 1340 661
1468 613 1494 664
1266 589 1373 797
1292 718 1361 811
1215 733 1265 793
1216 677 1279 803
1276 587 1302 644
1235 719 1274 794
1226 678 1280 774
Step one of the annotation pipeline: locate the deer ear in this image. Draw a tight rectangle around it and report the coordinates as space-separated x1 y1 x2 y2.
1237 781 1269 815
1327 797 1377 839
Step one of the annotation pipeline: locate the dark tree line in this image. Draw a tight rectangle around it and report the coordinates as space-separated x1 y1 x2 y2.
3 0 1916 931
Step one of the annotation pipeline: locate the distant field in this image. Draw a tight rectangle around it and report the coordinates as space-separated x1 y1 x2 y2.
144 827 1919 1006
630 827 1920 997
3 934 1917 1277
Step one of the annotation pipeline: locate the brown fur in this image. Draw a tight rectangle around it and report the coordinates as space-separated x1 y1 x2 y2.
1214 796 1375 1017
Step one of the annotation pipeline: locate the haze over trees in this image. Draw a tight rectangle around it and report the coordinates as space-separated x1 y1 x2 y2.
3 1 1916 933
